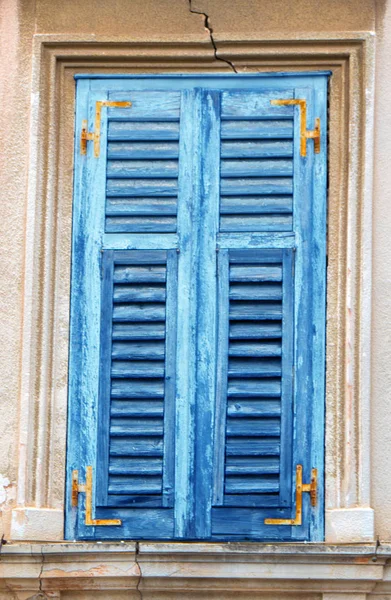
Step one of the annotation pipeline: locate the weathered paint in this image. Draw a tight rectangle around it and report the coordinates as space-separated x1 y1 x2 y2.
66 74 328 542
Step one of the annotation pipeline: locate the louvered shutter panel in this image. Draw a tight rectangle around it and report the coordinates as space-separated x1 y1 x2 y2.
218 249 293 503
105 91 180 233
96 250 176 511
220 91 293 232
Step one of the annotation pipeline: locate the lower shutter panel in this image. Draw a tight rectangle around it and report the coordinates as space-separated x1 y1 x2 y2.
213 248 294 538
97 250 176 509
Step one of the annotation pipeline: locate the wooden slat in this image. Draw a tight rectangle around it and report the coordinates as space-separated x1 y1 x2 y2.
111 360 165 378
229 321 282 339
225 456 280 474
113 304 166 322
110 417 164 436
106 216 176 233
221 177 293 196
114 265 166 283
111 399 164 417
108 141 179 159
106 197 177 216
110 437 164 456
229 302 282 320
228 341 282 357
221 140 293 158
107 91 181 120
229 283 282 301
224 476 279 494
228 379 281 397
226 418 280 437
230 265 282 282
111 341 165 360
221 120 293 139
113 284 166 303
109 457 163 475
221 159 293 178
226 438 280 456
108 121 180 141
220 215 292 232
221 90 293 118
220 195 292 214
227 399 281 417
228 358 281 377
107 178 178 197
107 159 179 179
111 379 164 398
112 323 166 340
108 476 162 494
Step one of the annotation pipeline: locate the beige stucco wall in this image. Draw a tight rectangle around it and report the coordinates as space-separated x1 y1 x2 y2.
372 0 391 540
3 0 391 547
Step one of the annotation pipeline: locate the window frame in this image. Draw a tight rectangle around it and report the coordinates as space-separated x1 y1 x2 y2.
10 35 375 544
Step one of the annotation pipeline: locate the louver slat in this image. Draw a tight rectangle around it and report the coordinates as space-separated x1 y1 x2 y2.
220 249 293 505
105 92 181 233
98 250 176 508
220 92 294 233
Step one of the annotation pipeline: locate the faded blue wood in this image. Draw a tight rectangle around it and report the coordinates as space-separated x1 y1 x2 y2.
174 89 199 538
193 90 220 538
67 73 328 542
65 77 90 541
213 249 229 505
279 248 294 507
162 249 178 507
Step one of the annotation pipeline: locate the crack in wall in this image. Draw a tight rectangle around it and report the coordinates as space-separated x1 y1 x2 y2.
135 541 143 600
38 545 44 594
188 0 237 72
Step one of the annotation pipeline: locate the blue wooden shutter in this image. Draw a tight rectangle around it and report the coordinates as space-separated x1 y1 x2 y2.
67 86 182 540
210 84 327 541
67 75 327 542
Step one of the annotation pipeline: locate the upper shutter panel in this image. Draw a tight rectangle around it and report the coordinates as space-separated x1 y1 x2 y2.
106 92 181 233
97 249 177 509
220 91 294 233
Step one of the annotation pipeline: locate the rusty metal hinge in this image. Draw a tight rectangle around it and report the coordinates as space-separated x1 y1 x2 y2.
81 100 132 157
264 464 317 526
270 98 321 157
71 466 122 526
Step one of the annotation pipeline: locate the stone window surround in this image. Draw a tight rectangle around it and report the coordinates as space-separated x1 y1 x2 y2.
9 31 375 545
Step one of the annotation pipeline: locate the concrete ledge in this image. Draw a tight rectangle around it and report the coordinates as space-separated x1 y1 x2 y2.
326 508 375 543
0 542 389 596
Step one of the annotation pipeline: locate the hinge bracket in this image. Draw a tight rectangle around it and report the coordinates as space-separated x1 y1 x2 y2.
271 98 321 157
71 466 122 526
81 100 132 157
264 464 317 526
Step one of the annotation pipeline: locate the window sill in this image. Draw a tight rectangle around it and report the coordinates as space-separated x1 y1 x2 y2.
0 541 390 596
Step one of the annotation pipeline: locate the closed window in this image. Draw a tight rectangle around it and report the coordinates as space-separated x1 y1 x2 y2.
66 74 328 541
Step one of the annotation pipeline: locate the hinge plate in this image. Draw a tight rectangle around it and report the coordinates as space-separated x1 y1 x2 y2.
271 98 321 157
71 466 121 526
81 100 132 157
264 464 317 526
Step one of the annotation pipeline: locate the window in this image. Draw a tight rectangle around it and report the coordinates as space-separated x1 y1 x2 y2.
66 74 328 541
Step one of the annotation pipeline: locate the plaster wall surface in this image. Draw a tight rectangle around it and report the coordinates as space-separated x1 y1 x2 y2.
372 0 391 540
1 0 391 549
